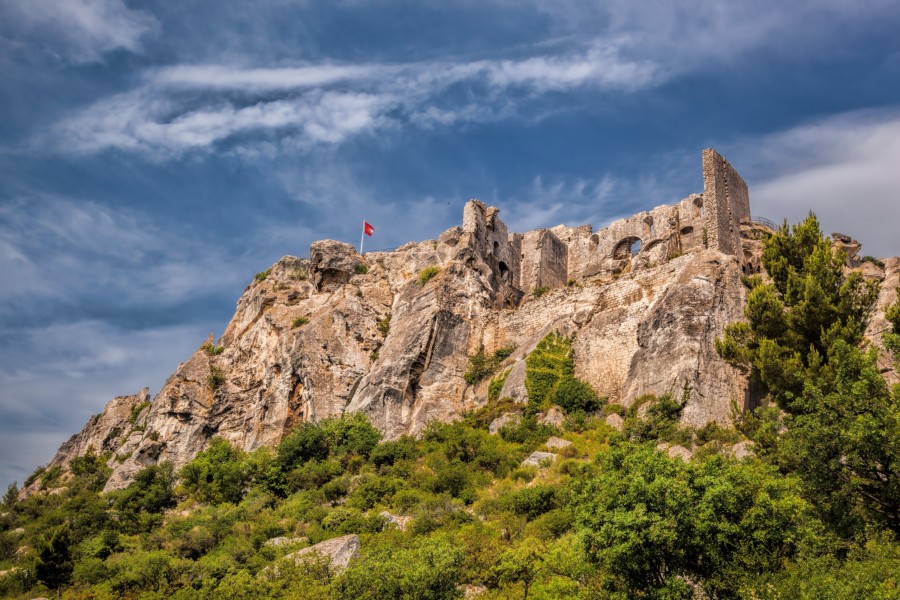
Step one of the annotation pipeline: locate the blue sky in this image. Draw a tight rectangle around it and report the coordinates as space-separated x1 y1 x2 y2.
1 0 900 489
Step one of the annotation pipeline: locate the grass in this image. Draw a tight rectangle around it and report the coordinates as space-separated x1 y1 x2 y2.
290 268 308 281
533 286 550 298
418 266 440 285
292 317 310 328
354 263 369 275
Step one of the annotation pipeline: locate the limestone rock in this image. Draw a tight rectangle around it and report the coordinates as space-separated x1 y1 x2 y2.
605 413 625 431
657 442 693 461
488 412 521 435
544 436 572 449
538 407 565 428
458 584 487 597
522 451 558 468
264 536 307 548
309 240 360 292
287 534 360 572
728 440 755 460
379 511 412 531
865 257 900 387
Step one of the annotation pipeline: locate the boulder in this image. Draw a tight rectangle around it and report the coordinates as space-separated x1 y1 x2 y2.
605 413 624 431
488 412 521 435
522 451 558 468
538 407 565 428
379 511 413 531
544 436 572 449
287 534 360 572
264 536 307 548
728 440 755 460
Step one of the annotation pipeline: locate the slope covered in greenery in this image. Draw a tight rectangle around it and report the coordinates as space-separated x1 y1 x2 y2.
1 215 898 599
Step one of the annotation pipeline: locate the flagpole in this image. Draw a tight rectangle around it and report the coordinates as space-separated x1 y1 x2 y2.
359 221 365 254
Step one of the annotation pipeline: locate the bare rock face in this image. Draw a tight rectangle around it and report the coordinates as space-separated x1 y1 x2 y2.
287 534 360 572
605 413 625 431
865 257 900 387
40 149 886 494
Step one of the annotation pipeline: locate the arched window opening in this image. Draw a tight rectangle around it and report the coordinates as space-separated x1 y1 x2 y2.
498 261 509 281
680 226 694 235
613 236 643 259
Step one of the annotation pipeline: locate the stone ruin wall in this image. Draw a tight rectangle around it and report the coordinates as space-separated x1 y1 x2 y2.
463 148 752 296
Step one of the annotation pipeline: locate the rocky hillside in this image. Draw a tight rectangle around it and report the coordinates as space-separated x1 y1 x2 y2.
27 149 900 495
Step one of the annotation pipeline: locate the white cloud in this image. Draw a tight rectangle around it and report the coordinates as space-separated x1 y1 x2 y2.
42 41 663 158
729 109 900 258
0 0 157 63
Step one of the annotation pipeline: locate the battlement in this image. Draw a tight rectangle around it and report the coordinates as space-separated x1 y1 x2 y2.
463 148 751 297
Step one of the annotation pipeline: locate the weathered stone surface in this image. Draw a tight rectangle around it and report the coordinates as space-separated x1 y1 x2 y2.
287 534 360 571
522 451 558 468
605 413 625 431
488 412 521 435
658 442 693 461
264 536 307 548
538 407 565 428
728 441 755 460
458 584 487 597
379 511 412 531
865 257 900 387
544 436 572 449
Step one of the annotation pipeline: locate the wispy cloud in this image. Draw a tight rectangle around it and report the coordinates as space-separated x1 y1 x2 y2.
42 41 660 158
0 0 157 63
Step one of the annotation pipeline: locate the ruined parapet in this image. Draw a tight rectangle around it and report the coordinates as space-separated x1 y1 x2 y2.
520 229 568 293
581 205 681 279
701 148 749 257
462 200 518 287
549 224 594 282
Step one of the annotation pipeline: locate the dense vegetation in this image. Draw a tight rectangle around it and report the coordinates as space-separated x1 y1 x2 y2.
1 215 898 599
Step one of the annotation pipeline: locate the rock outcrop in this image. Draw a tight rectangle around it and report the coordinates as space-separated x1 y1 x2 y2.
31 148 899 493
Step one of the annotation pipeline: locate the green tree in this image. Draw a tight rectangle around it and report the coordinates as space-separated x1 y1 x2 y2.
112 462 176 533
717 214 897 536
572 443 817 598
36 521 74 599
494 537 545 599
2 481 16 509
179 437 249 504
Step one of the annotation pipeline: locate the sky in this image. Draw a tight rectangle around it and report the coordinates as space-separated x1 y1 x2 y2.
1 0 900 490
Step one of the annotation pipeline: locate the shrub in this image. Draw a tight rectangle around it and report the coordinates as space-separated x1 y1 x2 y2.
255 269 271 282
292 316 310 328
208 366 226 390
554 377 602 414
129 400 150 425
369 350 379 362
277 422 329 470
354 262 369 275
418 266 440 285
524 332 598 416
178 438 248 505
533 286 550 298
201 341 225 355
376 314 391 336
488 369 511 403
861 255 886 268
290 267 308 280
509 485 558 520
465 345 517 385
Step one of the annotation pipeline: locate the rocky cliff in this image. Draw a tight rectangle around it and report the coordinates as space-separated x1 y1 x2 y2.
28 149 900 493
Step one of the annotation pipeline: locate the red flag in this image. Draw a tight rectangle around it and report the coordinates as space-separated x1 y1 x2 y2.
364 221 375 236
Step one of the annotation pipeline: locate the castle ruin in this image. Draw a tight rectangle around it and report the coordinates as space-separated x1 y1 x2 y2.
459 148 753 298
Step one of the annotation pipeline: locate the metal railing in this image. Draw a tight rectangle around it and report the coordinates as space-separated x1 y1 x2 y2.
750 216 778 230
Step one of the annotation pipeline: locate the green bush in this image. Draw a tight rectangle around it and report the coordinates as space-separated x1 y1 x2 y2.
376 313 391 336
208 366 226 390
464 345 516 385
291 316 309 328
255 269 271 282
417 266 440 285
354 262 369 275
178 438 249 505
533 286 550 298
509 485 558 520
201 341 225 355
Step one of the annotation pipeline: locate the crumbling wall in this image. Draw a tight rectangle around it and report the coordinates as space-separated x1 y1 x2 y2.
702 148 749 257
520 229 568 292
